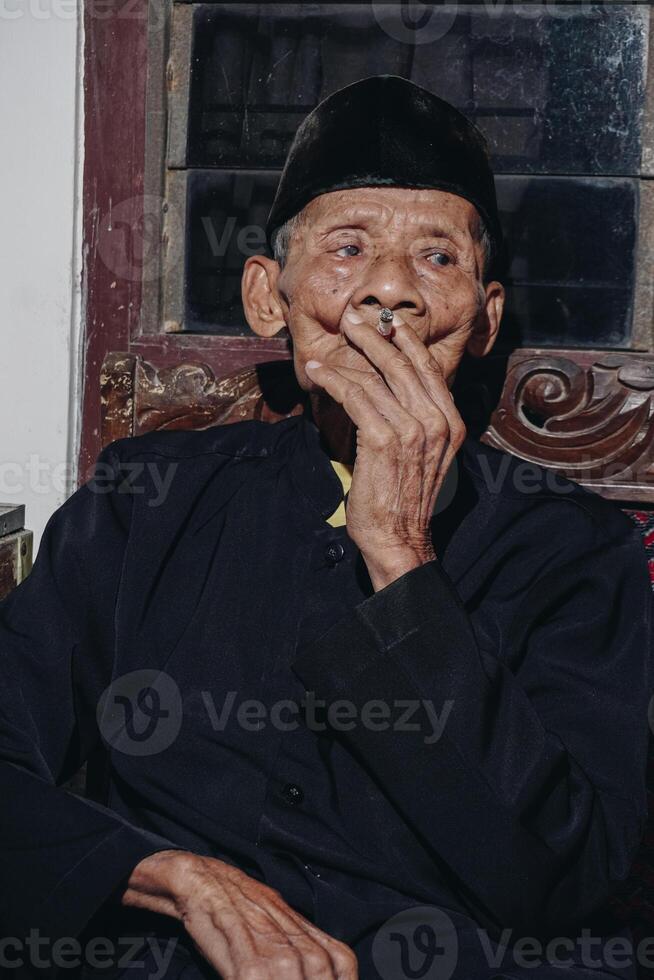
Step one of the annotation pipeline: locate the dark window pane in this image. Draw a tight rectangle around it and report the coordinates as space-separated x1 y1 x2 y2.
498 175 638 348
182 171 637 347
184 170 279 334
502 283 633 349
184 3 648 176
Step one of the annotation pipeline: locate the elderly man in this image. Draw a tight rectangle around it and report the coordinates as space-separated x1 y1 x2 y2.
0 76 651 980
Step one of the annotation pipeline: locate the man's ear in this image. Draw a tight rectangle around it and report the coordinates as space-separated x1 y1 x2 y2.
241 254 287 338
466 280 505 358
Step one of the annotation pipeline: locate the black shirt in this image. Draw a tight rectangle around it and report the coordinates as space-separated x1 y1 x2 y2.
0 410 651 979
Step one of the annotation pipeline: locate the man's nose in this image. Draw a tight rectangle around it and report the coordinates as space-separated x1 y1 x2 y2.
350 252 425 319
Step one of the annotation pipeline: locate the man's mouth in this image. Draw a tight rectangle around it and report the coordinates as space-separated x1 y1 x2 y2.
339 307 406 337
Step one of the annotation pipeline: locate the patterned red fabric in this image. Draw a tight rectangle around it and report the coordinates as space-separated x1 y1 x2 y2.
608 509 654 976
625 510 654 588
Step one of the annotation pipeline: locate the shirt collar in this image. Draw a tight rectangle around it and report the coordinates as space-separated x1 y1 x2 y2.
285 405 479 535
287 407 346 521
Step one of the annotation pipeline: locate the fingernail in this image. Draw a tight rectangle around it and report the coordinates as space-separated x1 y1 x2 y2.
305 360 322 371
342 310 366 326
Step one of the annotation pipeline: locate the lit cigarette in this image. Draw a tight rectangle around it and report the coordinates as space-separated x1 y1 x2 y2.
378 308 394 336
340 308 403 336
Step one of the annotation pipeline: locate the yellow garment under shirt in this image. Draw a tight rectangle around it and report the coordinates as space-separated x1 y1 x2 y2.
326 459 353 527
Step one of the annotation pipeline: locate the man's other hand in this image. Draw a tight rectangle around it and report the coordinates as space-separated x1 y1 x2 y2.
121 849 359 979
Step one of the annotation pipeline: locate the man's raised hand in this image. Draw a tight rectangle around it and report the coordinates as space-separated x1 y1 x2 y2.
305 310 467 590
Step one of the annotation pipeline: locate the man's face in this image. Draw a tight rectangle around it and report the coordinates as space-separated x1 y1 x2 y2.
242 185 504 394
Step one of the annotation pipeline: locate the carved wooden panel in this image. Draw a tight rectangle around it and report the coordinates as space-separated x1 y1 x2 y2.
99 352 305 456
482 348 654 503
99 348 654 505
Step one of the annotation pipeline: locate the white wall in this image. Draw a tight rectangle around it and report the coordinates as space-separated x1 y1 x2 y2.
0 0 84 556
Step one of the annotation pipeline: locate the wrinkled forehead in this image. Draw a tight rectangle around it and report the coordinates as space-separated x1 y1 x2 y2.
301 186 480 242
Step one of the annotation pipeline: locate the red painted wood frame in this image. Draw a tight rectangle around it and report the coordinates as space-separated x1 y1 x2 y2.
80 0 290 483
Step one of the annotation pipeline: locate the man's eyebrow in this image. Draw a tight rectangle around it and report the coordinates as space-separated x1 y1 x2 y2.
411 221 468 244
313 213 380 236
312 213 469 244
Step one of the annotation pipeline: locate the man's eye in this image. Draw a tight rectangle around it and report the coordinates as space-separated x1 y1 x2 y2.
335 244 360 257
428 251 452 267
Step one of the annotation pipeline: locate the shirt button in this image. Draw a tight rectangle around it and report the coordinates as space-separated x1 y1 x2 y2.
325 542 345 565
281 782 304 807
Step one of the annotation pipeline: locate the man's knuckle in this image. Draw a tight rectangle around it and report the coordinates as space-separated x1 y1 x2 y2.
413 352 434 375
332 939 356 960
271 950 301 971
302 946 332 972
399 430 425 455
392 353 413 373
240 965 268 980
442 421 462 447
344 383 365 403
372 428 396 451
425 354 444 376
402 418 424 442
332 943 358 974
431 413 450 437
361 372 383 390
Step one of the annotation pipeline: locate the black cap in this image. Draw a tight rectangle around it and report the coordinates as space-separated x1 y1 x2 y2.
266 74 506 280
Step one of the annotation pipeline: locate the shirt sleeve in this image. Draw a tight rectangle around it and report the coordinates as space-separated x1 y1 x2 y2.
0 442 181 945
290 500 652 940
